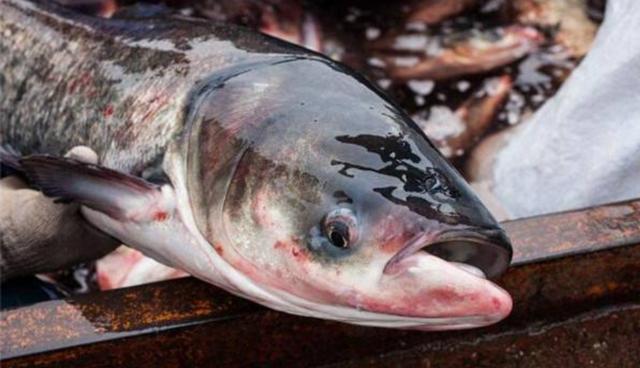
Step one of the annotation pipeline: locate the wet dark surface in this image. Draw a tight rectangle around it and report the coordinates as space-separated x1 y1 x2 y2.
2 198 638 366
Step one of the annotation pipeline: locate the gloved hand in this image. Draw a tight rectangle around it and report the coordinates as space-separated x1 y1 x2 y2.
0 146 120 282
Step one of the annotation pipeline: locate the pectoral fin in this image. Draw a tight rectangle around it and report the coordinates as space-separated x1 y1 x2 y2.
20 155 174 222
0 145 24 177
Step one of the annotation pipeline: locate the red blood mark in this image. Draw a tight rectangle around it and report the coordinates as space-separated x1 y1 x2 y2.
380 235 407 254
492 297 502 310
352 289 468 317
67 78 81 94
67 72 92 94
213 243 224 256
68 80 78 94
103 104 114 118
96 272 113 290
374 216 414 254
285 237 308 260
273 238 309 261
153 211 169 221
251 188 274 229
291 247 310 262
140 94 169 123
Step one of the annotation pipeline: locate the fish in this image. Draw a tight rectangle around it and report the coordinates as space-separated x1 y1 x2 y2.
54 0 116 18
511 0 598 58
415 75 513 158
0 0 513 330
96 246 188 290
172 0 323 53
375 25 544 81
406 0 478 25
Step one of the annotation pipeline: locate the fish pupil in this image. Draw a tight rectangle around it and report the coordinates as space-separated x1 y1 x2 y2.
327 223 349 248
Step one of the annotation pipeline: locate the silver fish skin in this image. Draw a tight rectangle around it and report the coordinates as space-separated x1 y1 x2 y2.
0 0 301 173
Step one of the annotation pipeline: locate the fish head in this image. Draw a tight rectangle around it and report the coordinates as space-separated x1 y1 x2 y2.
185 57 512 330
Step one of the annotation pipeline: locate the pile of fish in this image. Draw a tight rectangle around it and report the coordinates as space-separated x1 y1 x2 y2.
313 0 600 161
0 0 601 330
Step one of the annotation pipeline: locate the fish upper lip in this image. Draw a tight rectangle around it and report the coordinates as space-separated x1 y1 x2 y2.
383 228 512 278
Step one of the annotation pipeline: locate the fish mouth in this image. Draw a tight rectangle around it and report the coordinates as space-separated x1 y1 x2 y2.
384 227 512 279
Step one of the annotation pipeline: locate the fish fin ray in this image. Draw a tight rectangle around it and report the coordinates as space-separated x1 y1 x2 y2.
0 144 24 177
20 155 169 221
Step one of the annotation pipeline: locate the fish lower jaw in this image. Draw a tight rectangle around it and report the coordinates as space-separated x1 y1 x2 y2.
370 252 513 327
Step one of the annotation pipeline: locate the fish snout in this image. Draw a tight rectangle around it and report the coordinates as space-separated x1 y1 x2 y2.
373 226 513 329
479 282 513 324
378 248 513 329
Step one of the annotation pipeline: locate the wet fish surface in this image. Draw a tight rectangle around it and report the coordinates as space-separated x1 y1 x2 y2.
1 0 513 330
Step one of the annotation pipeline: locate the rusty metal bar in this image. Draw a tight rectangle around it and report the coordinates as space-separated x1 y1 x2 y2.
1 199 640 367
331 304 640 368
505 199 640 264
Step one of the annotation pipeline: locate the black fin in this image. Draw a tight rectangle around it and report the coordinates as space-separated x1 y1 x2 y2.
20 155 165 221
0 145 25 178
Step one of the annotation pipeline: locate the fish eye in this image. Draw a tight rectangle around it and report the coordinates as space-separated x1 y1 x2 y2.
323 208 358 249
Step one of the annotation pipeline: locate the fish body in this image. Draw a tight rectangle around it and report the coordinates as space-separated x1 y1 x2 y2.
1 0 303 173
1 0 513 330
512 0 598 57
416 75 512 158
96 246 187 289
407 0 478 25
374 25 543 81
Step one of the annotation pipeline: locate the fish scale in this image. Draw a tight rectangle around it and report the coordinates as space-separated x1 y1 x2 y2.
0 0 299 173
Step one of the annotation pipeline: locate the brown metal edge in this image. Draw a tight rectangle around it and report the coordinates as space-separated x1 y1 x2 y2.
506 198 640 265
324 303 640 368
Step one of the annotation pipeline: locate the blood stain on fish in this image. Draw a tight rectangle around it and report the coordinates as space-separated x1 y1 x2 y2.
153 211 169 221
103 104 114 117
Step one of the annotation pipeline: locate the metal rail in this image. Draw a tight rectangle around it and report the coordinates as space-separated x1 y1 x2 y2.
2 199 639 367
